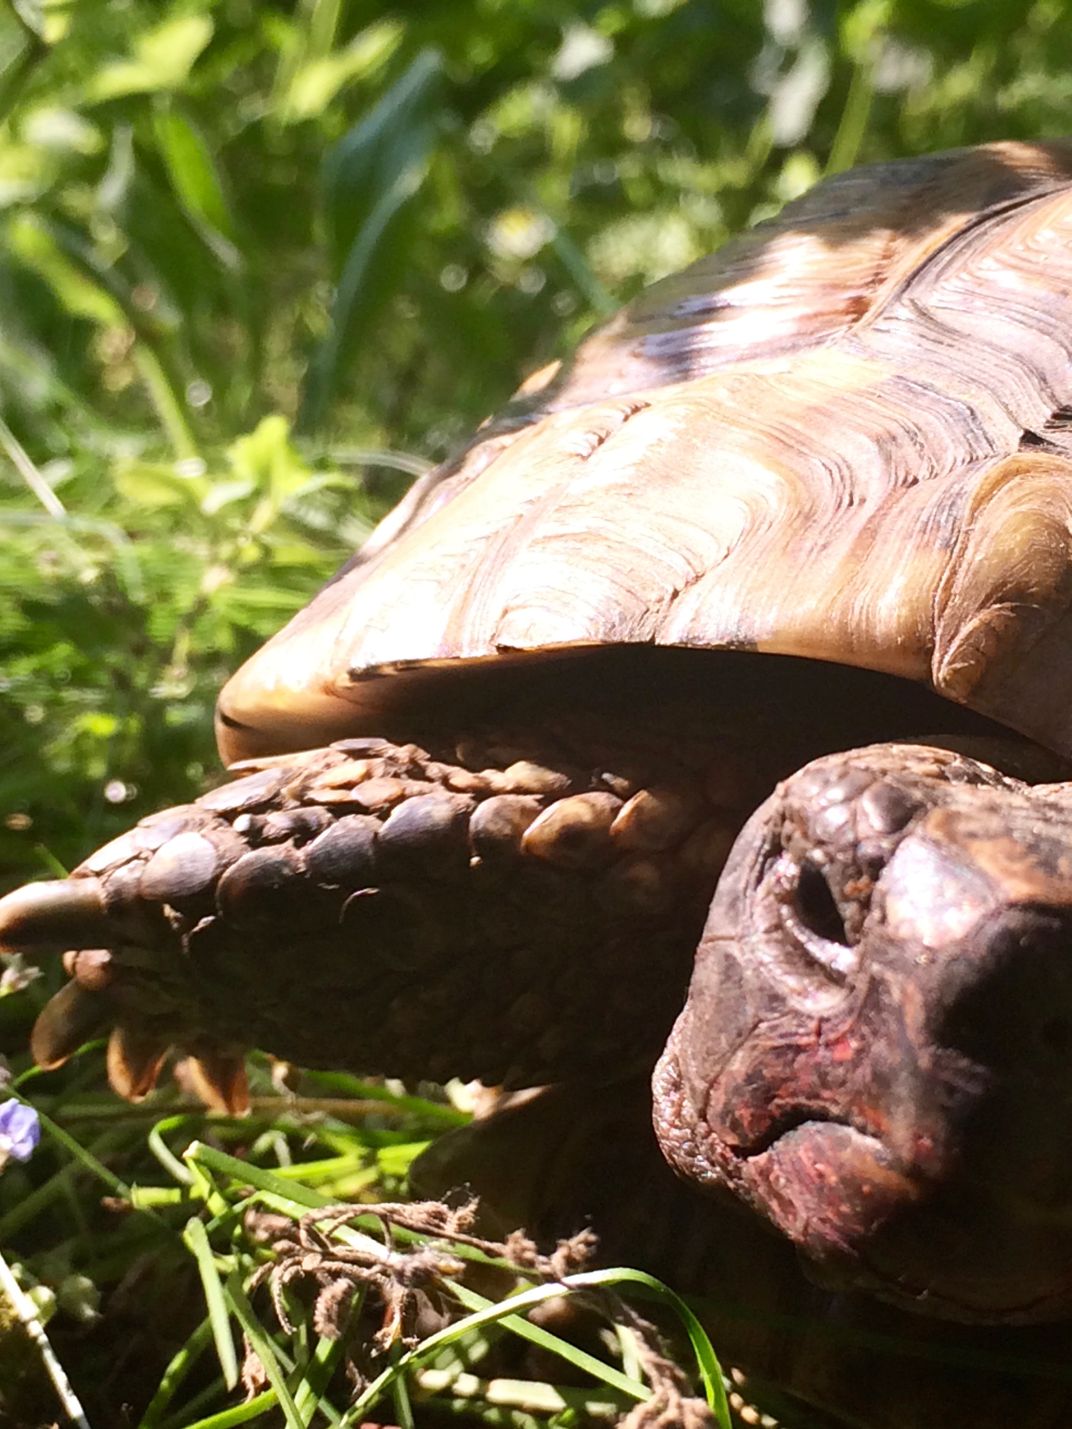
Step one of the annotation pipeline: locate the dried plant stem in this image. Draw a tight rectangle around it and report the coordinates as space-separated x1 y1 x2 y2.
0 411 65 518
0 1247 92 1429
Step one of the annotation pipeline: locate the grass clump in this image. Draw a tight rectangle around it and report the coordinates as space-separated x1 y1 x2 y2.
0 1052 727 1427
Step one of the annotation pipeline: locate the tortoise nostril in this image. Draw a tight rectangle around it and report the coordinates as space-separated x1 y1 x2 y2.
796 859 849 947
772 854 859 980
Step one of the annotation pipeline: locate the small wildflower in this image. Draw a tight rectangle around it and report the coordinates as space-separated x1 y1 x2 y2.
0 953 43 997
0 1099 40 1168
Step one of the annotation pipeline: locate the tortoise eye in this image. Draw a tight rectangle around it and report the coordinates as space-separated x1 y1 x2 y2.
772 854 859 981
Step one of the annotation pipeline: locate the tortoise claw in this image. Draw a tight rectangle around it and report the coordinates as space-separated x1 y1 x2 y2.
179 1051 250 1115
30 981 111 1070
0 877 109 953
106 1025 169 1102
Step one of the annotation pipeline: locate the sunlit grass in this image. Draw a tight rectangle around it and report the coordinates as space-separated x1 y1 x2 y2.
0 1050 728 1427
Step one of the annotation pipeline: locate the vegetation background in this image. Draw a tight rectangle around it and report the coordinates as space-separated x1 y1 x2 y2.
0 0 1070 1425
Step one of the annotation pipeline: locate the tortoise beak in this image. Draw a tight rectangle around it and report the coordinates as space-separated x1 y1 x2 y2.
654 741 1072 1323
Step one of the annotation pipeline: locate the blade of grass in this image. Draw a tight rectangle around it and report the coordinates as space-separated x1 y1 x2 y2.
0 1129 128 1239
225 1273 306 1429
0 0 48 122
297 1071 470 1129
390 1366 416 1429
32 1103 131 1195
447 1281 651 1401
184 1218 240 1390
176 1391 277 1429
343 1265 731 1427
0 409 65 516
291 1329 347 1424
149 1114 199 1184
416 1368 623 1418
340 1280 648 1425
575 1267 730 1425
186 1142 332 1210
412 1402 542 1428
137 1316 215 1428
187 1144 728 1422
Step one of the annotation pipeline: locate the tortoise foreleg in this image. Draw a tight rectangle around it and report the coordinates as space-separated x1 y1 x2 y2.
1 729 752 1106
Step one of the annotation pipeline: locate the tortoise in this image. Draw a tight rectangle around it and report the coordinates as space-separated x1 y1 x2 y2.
7 138 1072 1425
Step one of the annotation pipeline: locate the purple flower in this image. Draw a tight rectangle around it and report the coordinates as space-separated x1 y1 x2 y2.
0 1099 39 1166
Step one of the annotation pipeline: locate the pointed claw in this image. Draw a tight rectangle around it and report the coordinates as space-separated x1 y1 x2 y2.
0 878 109 953
107 1025 169 1102
180 1051 250 1115
31 980 111 1070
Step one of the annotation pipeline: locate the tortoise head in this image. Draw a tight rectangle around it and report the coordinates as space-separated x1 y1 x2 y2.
654 742 1072 1323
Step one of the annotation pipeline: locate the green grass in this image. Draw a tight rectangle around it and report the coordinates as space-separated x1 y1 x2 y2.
0 1055 730 1427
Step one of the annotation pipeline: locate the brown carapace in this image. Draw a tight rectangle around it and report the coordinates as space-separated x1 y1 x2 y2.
8 142 1072 1428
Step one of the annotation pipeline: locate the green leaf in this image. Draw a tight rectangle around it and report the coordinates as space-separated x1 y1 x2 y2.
345 1268 731 1429
281 20 403 123
227 415 309 503
152 104 239 262
185 1143 331 1211
225 1275 306 1429
7 212 123 324
136 1317 214 1428
10 0 45 42
87 13 214 103
183 1218 239 1391
300 48 442 430
114 460 207 509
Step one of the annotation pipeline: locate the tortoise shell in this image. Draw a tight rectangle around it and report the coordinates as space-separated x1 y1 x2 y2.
218 141 1072 762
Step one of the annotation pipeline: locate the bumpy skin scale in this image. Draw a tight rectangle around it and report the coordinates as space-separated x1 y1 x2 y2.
12 711 770 1105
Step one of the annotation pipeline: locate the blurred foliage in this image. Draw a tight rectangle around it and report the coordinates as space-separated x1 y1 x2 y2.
1 0 1071 883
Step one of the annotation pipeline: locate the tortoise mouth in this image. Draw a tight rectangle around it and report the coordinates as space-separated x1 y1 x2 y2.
653 1044 1072 1323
